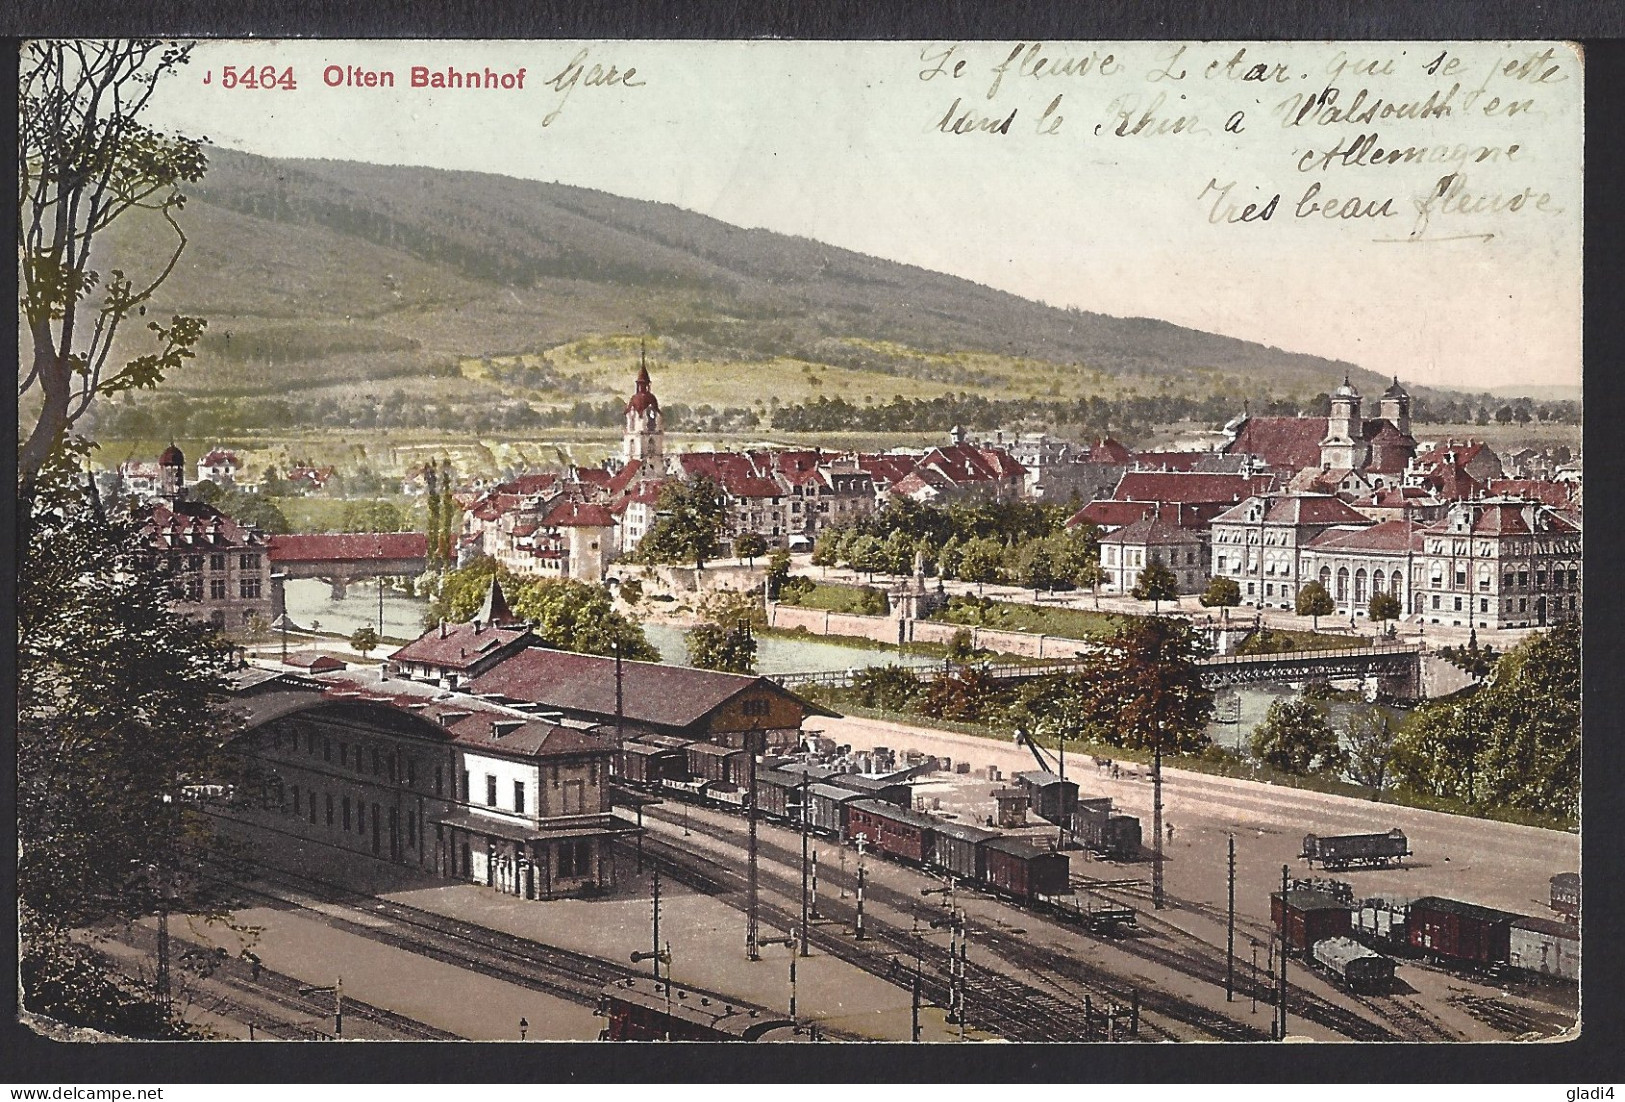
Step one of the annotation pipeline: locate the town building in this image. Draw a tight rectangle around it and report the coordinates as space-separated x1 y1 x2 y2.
134 444 276 635
1413 497 1581 629
1098 506 1209 596
196 447 244 489
1221 376 1417 486
1297 520 1426 621
231 665 629 899
1208 493 1376 611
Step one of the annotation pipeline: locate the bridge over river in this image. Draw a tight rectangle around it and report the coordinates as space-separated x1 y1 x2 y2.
771 643 1429 699
267 532 428 611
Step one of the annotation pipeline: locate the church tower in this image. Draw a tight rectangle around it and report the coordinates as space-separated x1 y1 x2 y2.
622 348 664 467
158 442 187 501
1319 376 1364 469
1379 376 1411 437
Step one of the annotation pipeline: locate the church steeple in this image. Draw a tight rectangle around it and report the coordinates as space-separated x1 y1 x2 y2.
622 344 664 466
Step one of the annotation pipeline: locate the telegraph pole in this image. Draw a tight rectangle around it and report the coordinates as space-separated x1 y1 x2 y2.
650 863 662 978
1277 863 1289 1039
1226 834 1236 1001
799 772 811 956
811 848 820 918
1151 730 1165 909
746 726 762 961
855 835 867 940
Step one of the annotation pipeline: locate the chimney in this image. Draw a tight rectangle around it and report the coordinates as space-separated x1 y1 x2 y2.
439 619 448 639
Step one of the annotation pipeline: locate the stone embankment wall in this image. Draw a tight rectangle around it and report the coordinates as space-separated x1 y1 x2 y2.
764 602 1093 658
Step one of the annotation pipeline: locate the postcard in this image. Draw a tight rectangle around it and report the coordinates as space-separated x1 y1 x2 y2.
17 38 1581 1047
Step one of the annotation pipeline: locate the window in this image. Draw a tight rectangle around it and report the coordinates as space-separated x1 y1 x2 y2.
187 554 204 572
292 786 301 813
590 761 598 786
240 553 260 570
323 737 331 762
325 793 334 826
356 802 363 831
514 781 526 814
210 553 227 571
407 758 417 788
242 610 255 625
343 796 352 830
185 576 203 601
486 774 498 807
307 732 316 755
463 770 470 801
436 766 444 796
1569 569 1579 588
372 748 382 775
1453 597 1462 612
552 766 561 789
742 698 770 718
1518 571 1529 588
1432 595 1441 610
240 576 262 599
1480 598 1489 613
1536 570 1548 589
1454 569 1466 589
210 578 227 600
340 743 348 767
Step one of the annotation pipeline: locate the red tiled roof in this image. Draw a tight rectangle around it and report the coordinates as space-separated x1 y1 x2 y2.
1132 451 1206 472
1488 479 1570 506
200 448 242 467
542 500 616 528
1113 471 1275 505
1224 417 1328 471
299 682 612 759
468 649 831 731
389 620 532 670
141 500 268 549
268 532 429 563
573 468 613 488
1416 440 1491 467
1101 511 1204 546
1068 500 1156 530
1089 438 1134 465
606 459 644 496
1302 520 1423 554
626 364 659 414
855 453 920 486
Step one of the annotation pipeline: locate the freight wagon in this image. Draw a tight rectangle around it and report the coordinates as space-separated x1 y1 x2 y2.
752 766 807 820
1311 936 1396 994
930 820 998 883
1272 888 1353 954
687 742 748 786
1352 897 1411 952
1510 916 1580 982
805 782 865 838
1300 829 1410 870
830 773 913 808
1549 872 1580 922
982 835 1070 903
1015 770 1079 825
848 799 937 865
1073 798 1142 861
1407 896 1515 969
616 741 686 788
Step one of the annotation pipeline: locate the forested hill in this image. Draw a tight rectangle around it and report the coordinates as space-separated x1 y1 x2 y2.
162 147 1370 391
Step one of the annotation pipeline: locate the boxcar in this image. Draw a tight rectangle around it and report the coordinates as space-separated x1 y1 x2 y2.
806 783 864 838
982 835 1070 902
1549 872 1580 922
1407 897 1515 968
1312 936 1396 994
1073 799 1142 861
1300 829 1410 870
617 741 686 787
930 820 998 883
687 742 748 786
830 773 912 808
1271 889 1353 953
1014 770 1079 826
1510 915 1580 982
752 766 805 820
847 799 937 865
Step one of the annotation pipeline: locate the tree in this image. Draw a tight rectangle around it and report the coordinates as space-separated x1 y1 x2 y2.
946 628 976 663
850 665 923 711
424 461 443 569
1250 697 1347 775
19 42 208 491
509 579 659 661
1131 561 1180 613
882 529 916 577
1296 580 1335 629
1091 617 1214 755
846 534 885 581
764 547 792 599
1073 556 1107 609
937 535 963 580
1199 576 1241 618
349 626 380 658
19 460 251 1036
685 621 757 673
958 538 1005 593
733 532 767 566
810 528 844 574
1016 541 1057 596
1344 703 1400 795
637 476 726 569
1368 590 1402 625
218 491 288 535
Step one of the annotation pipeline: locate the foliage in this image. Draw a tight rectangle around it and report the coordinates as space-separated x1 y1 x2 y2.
618 577 643 605
685 622 757 673
919 666 1004 722
1199 576 1241 610
1250 697 1347 775
934 594 1119 641
217 490 289 534
1015 541 1057 594
846 533 885 579
697 587 769 632
1236 626 1355 655
19 42 208 487
947 629 976 663
636 476 726 568
1131 561 1180 611
775 574 818 604
18 458 247 930
1439 636 1501 679
1343 703 1401 794
764 547 792 597
733 532 768 565
957 537 1006 589
20 909 198 1038
1391 623 1580 818
426 557 657 660
1087 617 1214 754
849 665 925 711
1367 590 1402 623
340 499 408 533
1295 580 1335 626
349 626 380 656
776 579 886 615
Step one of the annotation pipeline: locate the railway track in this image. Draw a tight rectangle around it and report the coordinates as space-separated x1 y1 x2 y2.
643 805 1270 1041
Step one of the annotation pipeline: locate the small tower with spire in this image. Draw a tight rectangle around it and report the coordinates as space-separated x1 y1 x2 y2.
1319 375 1364 469
474 576 520 631
622 343 664 467
158 442 187 501
1379 375 1412 437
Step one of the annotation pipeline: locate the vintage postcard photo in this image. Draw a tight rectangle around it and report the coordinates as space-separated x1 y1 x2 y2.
16 38 1582 1045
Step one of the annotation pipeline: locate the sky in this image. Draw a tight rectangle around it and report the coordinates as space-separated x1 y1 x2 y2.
139 39 1583 392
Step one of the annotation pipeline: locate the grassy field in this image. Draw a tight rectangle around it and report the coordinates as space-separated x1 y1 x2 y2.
931 598 1126 641
779 581 890 616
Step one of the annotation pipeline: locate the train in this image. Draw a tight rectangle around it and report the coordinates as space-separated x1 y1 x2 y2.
612 739 1135 924
1339 891 1578 984
597 976 807 1041
1300 829 1411 870
1310 936 1396 994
